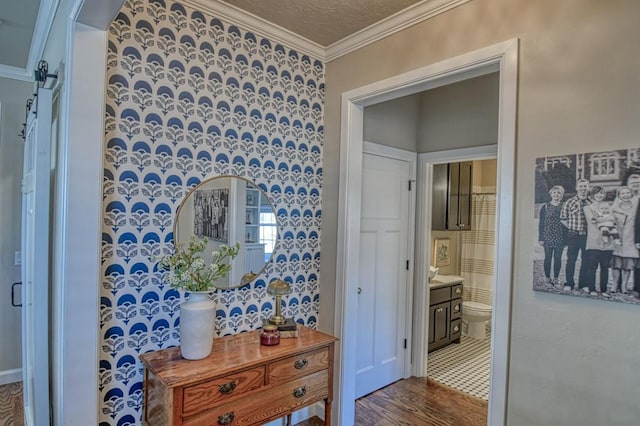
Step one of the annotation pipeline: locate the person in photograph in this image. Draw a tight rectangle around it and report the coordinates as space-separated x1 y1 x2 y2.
560 178 592 291
626 170 640 296
538 185 567 286
587 185 621 246
582 186 615 296
610 186 639 294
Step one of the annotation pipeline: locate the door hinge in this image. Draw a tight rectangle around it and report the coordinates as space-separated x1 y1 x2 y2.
404 339 407 349
409 180 415 191
406 260 409 270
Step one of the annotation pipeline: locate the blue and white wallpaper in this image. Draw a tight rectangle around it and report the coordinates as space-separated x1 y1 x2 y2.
100 0 324 423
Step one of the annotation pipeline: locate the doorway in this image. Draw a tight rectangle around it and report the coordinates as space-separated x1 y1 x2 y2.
421 155 497 404
335 39 518 425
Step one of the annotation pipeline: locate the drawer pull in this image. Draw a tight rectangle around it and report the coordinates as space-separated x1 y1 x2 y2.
218 412 235 425
454 305 460 311
218 381 237 394
293 386 307 398
453 326 460 332
294 359 308 370
455 288 462 294
436 308 443 313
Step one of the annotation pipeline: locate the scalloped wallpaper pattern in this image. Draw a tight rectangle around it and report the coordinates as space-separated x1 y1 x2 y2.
99 0 325 423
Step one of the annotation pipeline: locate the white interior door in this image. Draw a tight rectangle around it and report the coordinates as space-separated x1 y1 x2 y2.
355 142 416 398
21 88 52 426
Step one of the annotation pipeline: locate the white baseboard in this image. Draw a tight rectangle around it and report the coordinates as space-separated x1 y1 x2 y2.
0 368 22 385
262 402 325 426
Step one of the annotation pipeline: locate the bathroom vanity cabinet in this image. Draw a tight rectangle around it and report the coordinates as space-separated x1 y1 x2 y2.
432 162 473 231
140 327 337 426
428 276 463 352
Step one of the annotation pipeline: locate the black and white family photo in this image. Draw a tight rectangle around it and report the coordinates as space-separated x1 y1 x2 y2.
534 148 640 305
193 188 229 242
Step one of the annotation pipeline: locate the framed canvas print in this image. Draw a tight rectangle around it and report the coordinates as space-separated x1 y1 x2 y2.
193 187 229 243
433 238 451 267
534 147 640 305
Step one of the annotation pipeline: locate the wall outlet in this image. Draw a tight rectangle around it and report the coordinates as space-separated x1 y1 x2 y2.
14 251 21 266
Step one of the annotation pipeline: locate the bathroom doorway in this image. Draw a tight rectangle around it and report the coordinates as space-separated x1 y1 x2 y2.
422 156 498 402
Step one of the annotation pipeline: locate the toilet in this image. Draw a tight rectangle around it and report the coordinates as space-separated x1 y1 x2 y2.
462 301 492 340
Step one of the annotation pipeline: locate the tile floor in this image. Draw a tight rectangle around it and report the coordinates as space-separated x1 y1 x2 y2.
427 333 491 401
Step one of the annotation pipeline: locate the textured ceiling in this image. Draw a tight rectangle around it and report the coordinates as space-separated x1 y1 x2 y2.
219 0 425 46
0 0 40 68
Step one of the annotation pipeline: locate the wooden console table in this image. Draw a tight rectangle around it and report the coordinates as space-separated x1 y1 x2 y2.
140 326 337 425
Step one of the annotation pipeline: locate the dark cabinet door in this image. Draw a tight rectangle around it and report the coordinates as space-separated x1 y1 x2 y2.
431 162 473 230
428 301 450 352
457 162 472 230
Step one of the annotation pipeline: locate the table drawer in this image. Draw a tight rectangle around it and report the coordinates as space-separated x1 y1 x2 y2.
183 367 265 417
184 370 328 426
268 348 329 385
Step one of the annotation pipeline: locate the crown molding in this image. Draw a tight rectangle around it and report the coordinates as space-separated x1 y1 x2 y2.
326 0 471 61
0 64 33 82
180 0 325 59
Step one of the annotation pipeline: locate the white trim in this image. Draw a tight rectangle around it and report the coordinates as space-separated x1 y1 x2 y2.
0 368 23 386
0 0 59 81
335 39 518 426
52 0 107 422
181 0 325 59
0 64 33 81
413 145 497 380
27 0 60 75
363 141 418 381
326 0 471 61
180 0 470 62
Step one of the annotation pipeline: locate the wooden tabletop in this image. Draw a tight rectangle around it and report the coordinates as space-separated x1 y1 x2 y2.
140 326 337 388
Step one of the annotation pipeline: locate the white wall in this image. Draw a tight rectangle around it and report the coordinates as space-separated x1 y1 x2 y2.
0 77 34 380
323 0 640 424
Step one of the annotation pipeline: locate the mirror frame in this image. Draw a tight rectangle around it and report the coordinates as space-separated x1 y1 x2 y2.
173 175 279 289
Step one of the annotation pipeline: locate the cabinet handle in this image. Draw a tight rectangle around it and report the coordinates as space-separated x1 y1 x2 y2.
454 305 460 311
293 386 307 398
218 381 237 394
455 288 462 294
218 412 235 425
294 359 308 370
436 308 443 313
453 326 460 332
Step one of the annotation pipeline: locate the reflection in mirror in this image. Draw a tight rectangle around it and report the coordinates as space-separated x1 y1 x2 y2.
174 176 278 289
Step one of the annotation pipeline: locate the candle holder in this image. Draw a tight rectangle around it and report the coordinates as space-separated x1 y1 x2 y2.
267 279 291 325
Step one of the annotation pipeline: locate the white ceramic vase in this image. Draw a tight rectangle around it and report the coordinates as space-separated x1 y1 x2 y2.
179 292 216 360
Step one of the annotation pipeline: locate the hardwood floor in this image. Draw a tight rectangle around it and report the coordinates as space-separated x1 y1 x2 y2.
0 382 24 426
295 377 487 426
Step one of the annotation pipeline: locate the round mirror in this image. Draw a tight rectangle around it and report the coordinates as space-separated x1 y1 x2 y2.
174 176 278 289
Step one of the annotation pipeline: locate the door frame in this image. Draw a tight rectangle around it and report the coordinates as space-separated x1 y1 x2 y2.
335 39 518 425
415 145 497 372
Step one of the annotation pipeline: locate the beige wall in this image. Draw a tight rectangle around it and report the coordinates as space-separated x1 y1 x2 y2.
363 94 420 151
321 0 640 424
417 72 499 152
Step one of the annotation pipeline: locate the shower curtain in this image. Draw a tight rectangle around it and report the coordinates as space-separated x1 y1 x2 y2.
460 194 496 305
